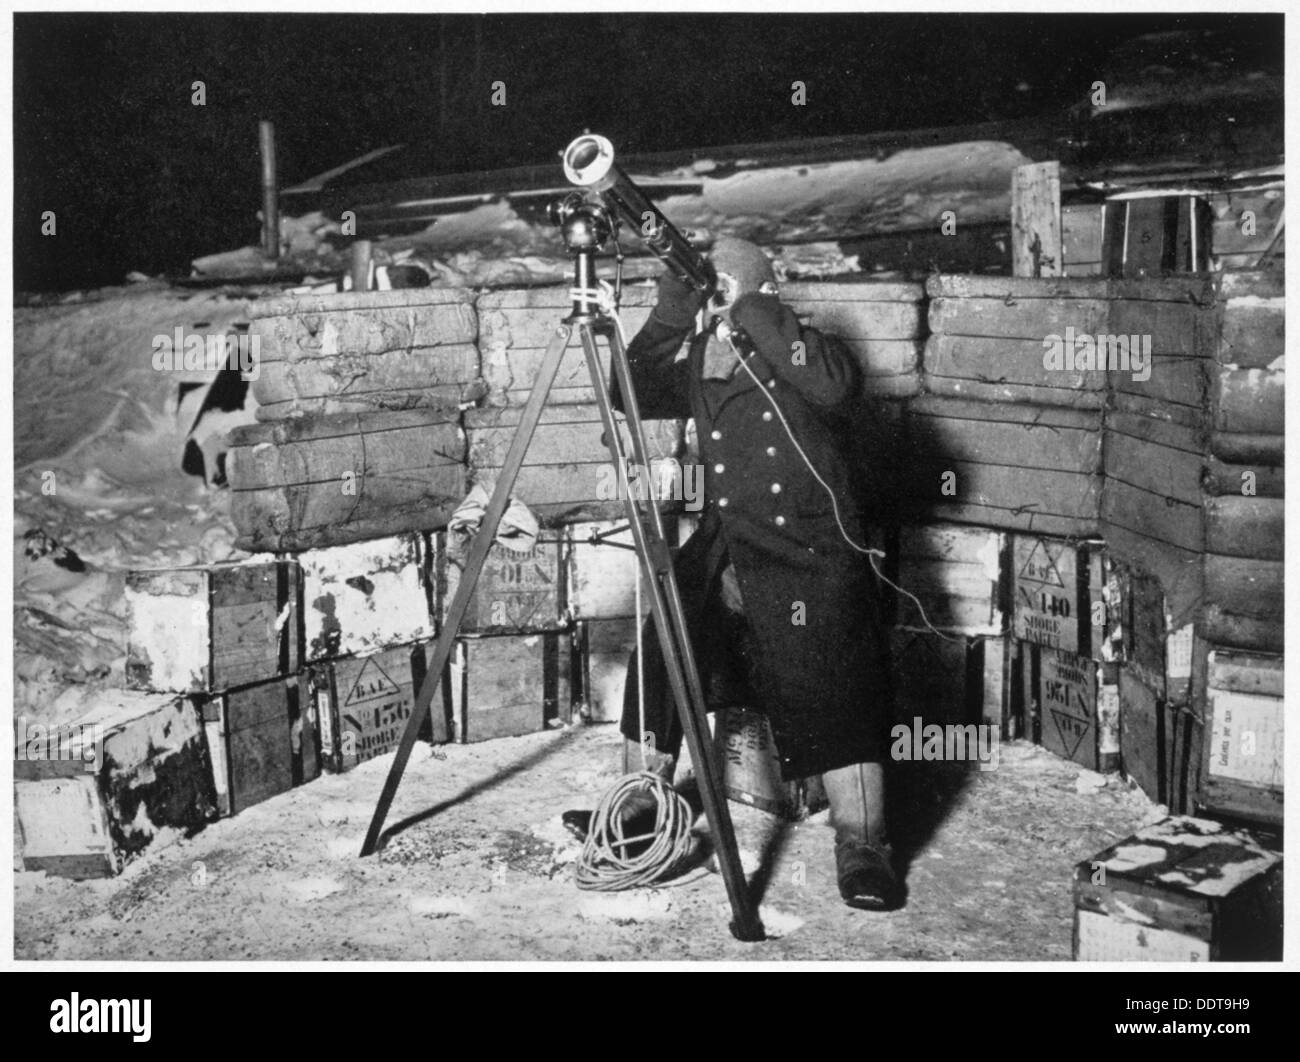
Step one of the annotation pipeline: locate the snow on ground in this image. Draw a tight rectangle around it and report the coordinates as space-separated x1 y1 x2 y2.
13 725 1157 961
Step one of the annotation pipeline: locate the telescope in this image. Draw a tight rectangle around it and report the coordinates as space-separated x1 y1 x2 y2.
562 133 716 296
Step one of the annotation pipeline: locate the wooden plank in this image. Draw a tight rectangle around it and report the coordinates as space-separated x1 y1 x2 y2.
783 300 924 340
1107 390 1206 428
1104 412 1204 507
1220 296 1285 368
1215 368 1285 435
781 280 925 304
228 411 465 553
1011 161 1062 277
251 289 477 359
922 504 1101 540
929 297 1109 340
924 375 1105 409
910 399 1102 474
1112 356 1207 410
1108 300 1204 356
1101 479 1203 554
926 273 1212 303
1204 496 1284 560
909 464 1103 522
924 333 1108 395
252 343 479 406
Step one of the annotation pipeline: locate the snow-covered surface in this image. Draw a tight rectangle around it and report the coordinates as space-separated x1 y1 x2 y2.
194 138 1034 287
14 284 258 721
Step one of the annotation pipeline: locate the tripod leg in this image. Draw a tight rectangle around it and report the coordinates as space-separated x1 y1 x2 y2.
360 322 574 857
579 321 764 943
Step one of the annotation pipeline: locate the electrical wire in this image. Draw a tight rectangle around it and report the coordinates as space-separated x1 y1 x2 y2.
721 320 963 644
575 772 695 891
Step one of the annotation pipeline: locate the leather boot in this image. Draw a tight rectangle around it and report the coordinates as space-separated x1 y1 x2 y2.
821 761 903 911
561 739 676 843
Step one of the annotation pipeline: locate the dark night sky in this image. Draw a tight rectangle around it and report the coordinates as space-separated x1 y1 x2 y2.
13 11 1280 292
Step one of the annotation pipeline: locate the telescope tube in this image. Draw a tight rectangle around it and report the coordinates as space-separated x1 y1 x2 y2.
562 134 715 295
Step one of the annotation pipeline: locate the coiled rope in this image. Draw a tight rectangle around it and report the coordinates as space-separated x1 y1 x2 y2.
575 771 695 891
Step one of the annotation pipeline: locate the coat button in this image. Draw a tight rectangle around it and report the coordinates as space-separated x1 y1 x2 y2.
770 483 782 494
714 463 725 474
767 379 777 389
711 430 722 440
774 515 786 526
766 446 776 457
762 411 773 422
718 497 729 508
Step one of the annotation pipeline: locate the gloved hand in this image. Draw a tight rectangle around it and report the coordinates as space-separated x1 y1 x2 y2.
730 291 801 360
651 271 706 329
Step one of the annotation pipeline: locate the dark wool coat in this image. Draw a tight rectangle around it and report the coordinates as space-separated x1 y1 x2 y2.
615 291 892 780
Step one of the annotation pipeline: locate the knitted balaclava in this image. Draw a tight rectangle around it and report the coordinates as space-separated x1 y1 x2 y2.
709 237 777 300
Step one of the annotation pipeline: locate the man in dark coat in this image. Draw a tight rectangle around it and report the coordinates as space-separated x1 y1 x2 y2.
576 237 901 910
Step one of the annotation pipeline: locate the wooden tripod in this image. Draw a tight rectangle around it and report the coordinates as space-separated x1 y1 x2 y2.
359 279 765 943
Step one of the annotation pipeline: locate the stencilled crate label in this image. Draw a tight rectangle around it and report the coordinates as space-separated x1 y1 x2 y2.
1013 536 1107 658
338 653 415 768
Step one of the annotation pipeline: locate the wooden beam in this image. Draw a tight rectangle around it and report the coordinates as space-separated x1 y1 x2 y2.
259 120 280 260
1011 161 1062 278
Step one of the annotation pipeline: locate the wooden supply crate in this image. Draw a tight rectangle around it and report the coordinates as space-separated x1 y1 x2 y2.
465 403 684 526
309 642 448 773
923 275 1112 408
439 529 566 634
15 692 217 878
200 677 318 817
1016 642 1120 772
894 523 1004 636
1102 410 1205 556
1102 194 1212 277
1119 665 1203 815
301 533 435 661
567 520 646 621
447 633 569 743
907 397 1104 539
711 707 827 820
1198 649 1283 828
782 280 925 400
248 287 480 419
125 559 301 694
478 286 655 406
1011 535 1118 661
1074 816 1281 961
227 409 465 553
